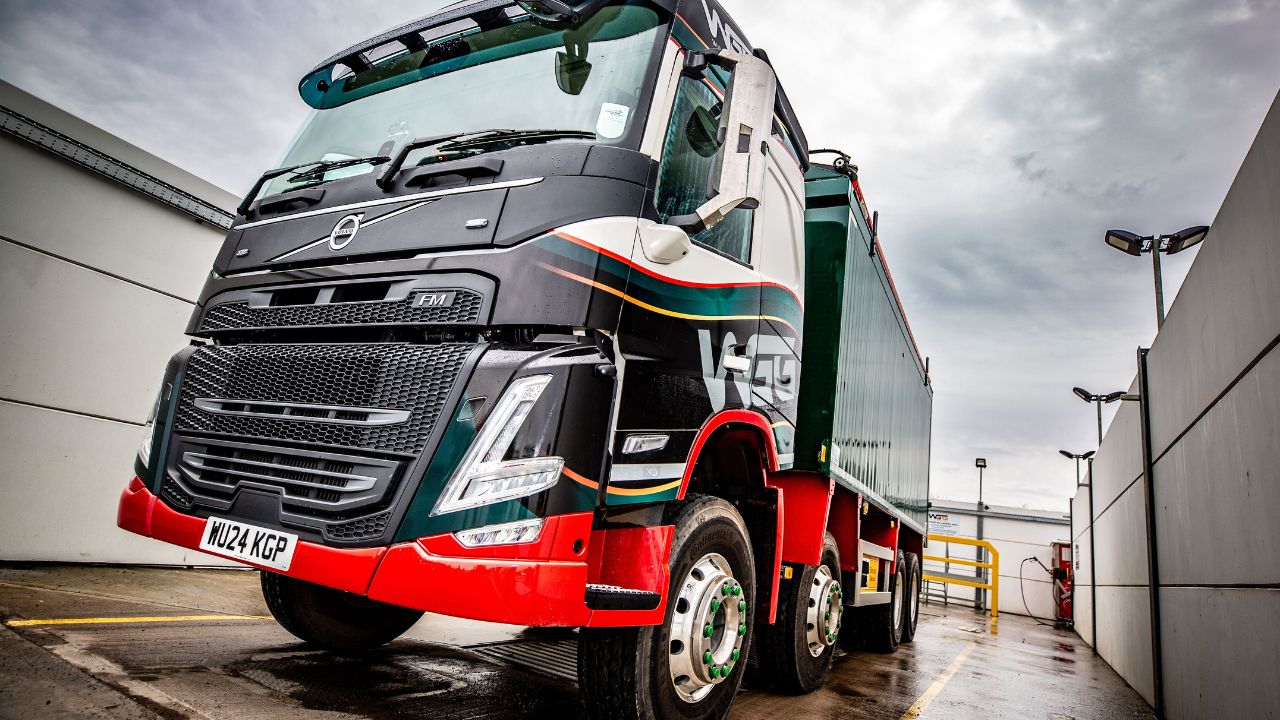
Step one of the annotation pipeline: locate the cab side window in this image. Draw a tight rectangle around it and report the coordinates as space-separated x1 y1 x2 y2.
655 75 754 265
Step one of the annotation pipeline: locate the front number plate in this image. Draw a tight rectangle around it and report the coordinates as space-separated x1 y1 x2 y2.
199 517 297 571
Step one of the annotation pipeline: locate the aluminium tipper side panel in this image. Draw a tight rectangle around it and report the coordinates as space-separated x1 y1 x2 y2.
796 166 932 533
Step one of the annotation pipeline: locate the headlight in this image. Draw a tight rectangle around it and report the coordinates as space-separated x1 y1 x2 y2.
431 375 564 516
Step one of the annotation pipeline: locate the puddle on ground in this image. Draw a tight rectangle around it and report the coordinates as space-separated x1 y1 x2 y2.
228 644 588 720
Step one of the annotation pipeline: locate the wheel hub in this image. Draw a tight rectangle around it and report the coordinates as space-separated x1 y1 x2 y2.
805 564 843 657
668 553 747 703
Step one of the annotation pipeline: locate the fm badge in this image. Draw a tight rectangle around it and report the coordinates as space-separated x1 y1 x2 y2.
329 214 363 251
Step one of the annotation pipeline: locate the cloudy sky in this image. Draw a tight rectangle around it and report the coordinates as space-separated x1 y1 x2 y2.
2 0 1278 510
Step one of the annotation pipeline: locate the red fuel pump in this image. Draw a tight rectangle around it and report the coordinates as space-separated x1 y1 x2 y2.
1051 541 1073 625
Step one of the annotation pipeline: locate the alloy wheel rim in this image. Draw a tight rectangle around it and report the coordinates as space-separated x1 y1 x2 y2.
805 564 843 657
667 553 747 703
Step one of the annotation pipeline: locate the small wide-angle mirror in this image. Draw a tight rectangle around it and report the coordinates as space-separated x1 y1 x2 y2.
686 105 721 157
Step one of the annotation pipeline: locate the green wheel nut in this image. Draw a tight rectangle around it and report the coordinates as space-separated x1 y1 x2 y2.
738 600 746 612
723 663 733 676
731 649 740 662
733 585 742 596
703 651 713 665
710 666 720 679
704 623 714 638
737 623 746 635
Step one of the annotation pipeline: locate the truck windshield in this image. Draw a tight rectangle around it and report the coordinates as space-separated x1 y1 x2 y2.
259 2 665 201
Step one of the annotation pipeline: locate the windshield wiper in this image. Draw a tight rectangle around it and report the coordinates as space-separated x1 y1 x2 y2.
238 154 389 215
376 128 596 190
287 154 390 184
437 128 596 152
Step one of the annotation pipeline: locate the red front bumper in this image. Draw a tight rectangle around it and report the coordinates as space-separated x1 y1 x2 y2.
118 477 667 627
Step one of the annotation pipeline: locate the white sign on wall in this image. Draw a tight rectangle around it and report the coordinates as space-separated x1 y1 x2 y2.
928 512 961 536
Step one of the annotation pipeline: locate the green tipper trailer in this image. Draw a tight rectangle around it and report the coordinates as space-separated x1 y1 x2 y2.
797 161 933 534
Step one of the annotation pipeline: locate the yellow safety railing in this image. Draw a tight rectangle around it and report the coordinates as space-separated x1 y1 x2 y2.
923 534 1000 618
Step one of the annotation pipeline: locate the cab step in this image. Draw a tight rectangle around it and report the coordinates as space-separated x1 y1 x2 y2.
584 584 661 611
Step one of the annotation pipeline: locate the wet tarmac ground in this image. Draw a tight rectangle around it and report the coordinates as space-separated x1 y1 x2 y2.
0 565 1153 720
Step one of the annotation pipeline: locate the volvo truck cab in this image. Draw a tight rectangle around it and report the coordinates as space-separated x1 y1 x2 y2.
120 3 932 719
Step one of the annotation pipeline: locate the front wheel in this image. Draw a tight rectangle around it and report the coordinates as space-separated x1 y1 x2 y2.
260 572 424 652
578 495 755 720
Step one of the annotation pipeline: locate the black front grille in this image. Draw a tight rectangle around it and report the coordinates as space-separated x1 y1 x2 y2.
175 343 471 455
199 289 483 333
170 437 402 521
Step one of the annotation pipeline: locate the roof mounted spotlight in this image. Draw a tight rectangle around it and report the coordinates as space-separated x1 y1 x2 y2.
517 0 611 25
1163 225 1210 255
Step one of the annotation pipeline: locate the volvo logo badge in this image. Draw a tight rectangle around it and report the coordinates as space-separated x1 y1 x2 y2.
328 214 363 251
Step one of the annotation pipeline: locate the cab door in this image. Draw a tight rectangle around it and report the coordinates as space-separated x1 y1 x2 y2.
750 135 807 464
608 58 764 498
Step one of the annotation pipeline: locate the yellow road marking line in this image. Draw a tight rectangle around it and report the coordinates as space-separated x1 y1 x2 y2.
6 614 270 627
900 643 976 719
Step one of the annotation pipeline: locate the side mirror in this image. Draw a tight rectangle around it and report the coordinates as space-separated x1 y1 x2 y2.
669 50 777 234
639 221 692 264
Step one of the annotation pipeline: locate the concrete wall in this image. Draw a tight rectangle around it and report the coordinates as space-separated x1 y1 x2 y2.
1072 90 1280 718
922 502 1071 621
0 80 237 565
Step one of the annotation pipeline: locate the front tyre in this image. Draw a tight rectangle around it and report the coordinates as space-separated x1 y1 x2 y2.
578 495 755 720
756 532 843 694
260 572 424 652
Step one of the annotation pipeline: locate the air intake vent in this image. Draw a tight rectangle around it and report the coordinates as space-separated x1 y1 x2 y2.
193 399 410 426
198 288 484 332
170 438 401 517
325 512 392 541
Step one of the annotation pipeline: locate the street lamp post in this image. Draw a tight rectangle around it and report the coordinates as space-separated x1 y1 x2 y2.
1061 450 1098 654
1104 225 1209 329
974 457 987 611
1073 387 1125 444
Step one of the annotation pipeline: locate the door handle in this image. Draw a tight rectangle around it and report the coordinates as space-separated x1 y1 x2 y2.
724 345 750 374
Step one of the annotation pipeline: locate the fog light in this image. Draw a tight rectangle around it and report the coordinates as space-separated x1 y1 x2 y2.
622 433 669 454
454 518 545 548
